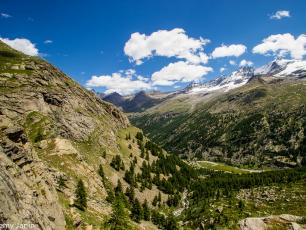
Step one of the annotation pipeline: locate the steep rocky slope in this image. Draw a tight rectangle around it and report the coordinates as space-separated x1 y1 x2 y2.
0 41 172 229
0 40 130 229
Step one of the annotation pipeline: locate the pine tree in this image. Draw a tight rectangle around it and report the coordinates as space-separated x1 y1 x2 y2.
165 213 179 230
152 195 158 207
120 160 125 171
158 192 162 202
98 164 104 178
151 210 166 228
104 195 133 230
74 179 87 211
140 148 145 158
135 132 144 141
238 200 245 211
145 152 149 161
125 185 135 202
131 198 143 223
106 187 115 203
115 179 123 194
110 155 125 171
133 156 137 164
142 199 150 221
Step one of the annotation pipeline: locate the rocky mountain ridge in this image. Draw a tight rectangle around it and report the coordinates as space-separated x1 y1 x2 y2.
102 90 169 112
102 58 306 113
186 66 255 94
185 58 306 95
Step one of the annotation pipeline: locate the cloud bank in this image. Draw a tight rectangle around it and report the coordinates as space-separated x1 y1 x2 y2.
252 33 306 59
211 44 247 58
86 70 152 95
151 61 213 86
124 28 210 65
0 37 39 56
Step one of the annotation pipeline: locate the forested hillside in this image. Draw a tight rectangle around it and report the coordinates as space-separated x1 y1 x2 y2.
131 79 306 167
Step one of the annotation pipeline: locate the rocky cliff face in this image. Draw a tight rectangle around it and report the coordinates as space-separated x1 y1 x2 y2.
0 41 130 229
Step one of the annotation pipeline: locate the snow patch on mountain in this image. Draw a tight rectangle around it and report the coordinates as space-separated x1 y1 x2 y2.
187 59 305 95
254 58 291 75
275 60 306 77
254 58 306 77
188 66 254 94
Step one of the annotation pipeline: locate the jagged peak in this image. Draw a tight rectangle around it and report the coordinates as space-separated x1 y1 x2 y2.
134 90 148 97
254 58 293 75
108 92 122 96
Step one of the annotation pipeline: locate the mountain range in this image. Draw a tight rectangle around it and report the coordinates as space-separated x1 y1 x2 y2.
102 90 172 113
101 58 306 113
129 58 306 167
186 58 306 93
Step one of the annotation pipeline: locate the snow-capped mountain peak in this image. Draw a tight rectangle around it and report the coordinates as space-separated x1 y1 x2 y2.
274 59 306 78
186 59 305 95
255 58 306 78
222 66 254 84
255 58 292 75
188 66 254 94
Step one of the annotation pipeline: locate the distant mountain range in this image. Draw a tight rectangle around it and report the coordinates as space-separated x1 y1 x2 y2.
183 58 306 95
99 58 306 113
101 90 172 112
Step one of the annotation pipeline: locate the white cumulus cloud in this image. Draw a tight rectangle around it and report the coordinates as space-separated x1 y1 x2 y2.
220 67 226 73
124 28 210 65
0 37 39 56
211 44 247 58
239 59 253 66
252 33 306 59
270 10 290 20
229 60 236 65
151 61 213 86
85 70 151 95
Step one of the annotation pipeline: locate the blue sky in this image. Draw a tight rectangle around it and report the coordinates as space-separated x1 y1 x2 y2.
1 0 306 94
